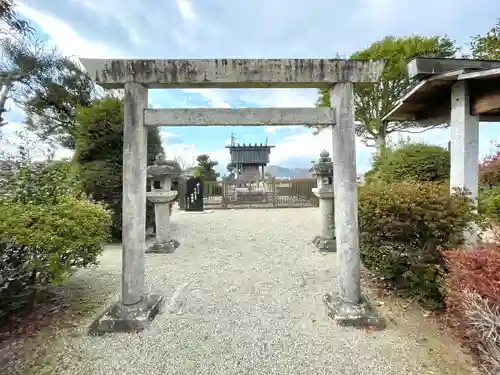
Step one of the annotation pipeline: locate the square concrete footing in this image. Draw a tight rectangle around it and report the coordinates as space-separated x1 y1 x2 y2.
146 239 180 254
311 236 337 252
88 294 164 335
324 293 386 330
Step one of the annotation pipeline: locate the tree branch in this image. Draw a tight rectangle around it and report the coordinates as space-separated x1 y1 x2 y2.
396 124 448 134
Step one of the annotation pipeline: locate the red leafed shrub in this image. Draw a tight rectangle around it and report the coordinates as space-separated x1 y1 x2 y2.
444 248 500 304
479 147 500 188
443 247 500 372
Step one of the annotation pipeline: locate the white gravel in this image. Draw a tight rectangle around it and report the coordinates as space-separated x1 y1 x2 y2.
34 208 457 375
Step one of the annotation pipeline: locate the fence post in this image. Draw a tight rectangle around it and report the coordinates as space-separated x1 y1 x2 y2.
221 179 228 208
272 178 277 207
178 179 186 210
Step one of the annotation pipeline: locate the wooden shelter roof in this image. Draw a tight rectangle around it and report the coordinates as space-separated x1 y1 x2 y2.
383 57 500 125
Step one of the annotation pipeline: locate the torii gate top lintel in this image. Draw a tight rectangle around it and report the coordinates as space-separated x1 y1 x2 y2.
79 58 385 89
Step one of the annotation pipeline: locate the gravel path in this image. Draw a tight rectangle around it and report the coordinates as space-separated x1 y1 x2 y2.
33 208 469 375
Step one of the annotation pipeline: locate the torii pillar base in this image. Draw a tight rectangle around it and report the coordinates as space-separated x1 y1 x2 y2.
146 239 180 254
324 294 386 331
88 295 164 335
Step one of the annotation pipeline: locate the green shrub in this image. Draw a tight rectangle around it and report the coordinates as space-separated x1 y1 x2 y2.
364 149 390 184
6 160 81 204
75 97 164 240
0 197 111 282
0 158 111 319
479 186 500 221
0 196 111 318
367 143 450 184
358 181 477 307
0 243 33 317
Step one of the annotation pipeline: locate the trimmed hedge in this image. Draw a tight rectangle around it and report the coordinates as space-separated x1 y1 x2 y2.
0 160 111 319
358 181 477 306
366 143 450 184
0 197 111 282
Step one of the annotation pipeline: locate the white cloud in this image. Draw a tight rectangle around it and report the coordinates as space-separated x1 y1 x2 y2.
239 89 318 108
269 129 373 170
161 131 177 139
0 122 74 161
175 0 198 21
162 142 230 170
264 125 297 134
172 31 193 47
16 3 125 58
183 89 232 108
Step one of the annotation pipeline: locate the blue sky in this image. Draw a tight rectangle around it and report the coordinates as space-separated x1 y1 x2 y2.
4 0 500 174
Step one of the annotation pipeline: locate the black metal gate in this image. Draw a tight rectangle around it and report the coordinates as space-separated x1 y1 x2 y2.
185 177 204 211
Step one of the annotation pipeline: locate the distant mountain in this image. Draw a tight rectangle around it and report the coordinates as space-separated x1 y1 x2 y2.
266 165 312 179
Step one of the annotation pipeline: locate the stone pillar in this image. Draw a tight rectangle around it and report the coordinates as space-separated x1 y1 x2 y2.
325 82 386 329
450 81 480 247
311 150 336 252
122 82 148 306
331 82 360 305
324 83 386 329
146 154 181 254
88 83 165 335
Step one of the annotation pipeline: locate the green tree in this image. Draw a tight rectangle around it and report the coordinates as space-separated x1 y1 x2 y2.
226 163 236 179
195 154 219 181
0 2 82 132
315 36 457 155
0 0 95 146
0 10 51 127
470 18 500 59
74 97 164 239
0 0 33 36
21 57 96 149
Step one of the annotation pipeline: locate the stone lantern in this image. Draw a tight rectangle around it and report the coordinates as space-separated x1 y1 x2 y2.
146 153 181 254
311 150 336 252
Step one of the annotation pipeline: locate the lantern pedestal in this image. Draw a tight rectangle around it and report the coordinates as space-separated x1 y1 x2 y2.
312 187 336 252
146 154 182 254
311 150 336 252
146 191 179 254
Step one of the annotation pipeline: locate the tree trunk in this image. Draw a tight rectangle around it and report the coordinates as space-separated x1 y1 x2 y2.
375 133 386 156
0 82 12 125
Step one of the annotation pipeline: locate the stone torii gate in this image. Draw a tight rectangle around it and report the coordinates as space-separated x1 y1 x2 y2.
80 58 385 334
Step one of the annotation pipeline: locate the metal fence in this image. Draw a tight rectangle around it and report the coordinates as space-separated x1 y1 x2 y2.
177 178 319 210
